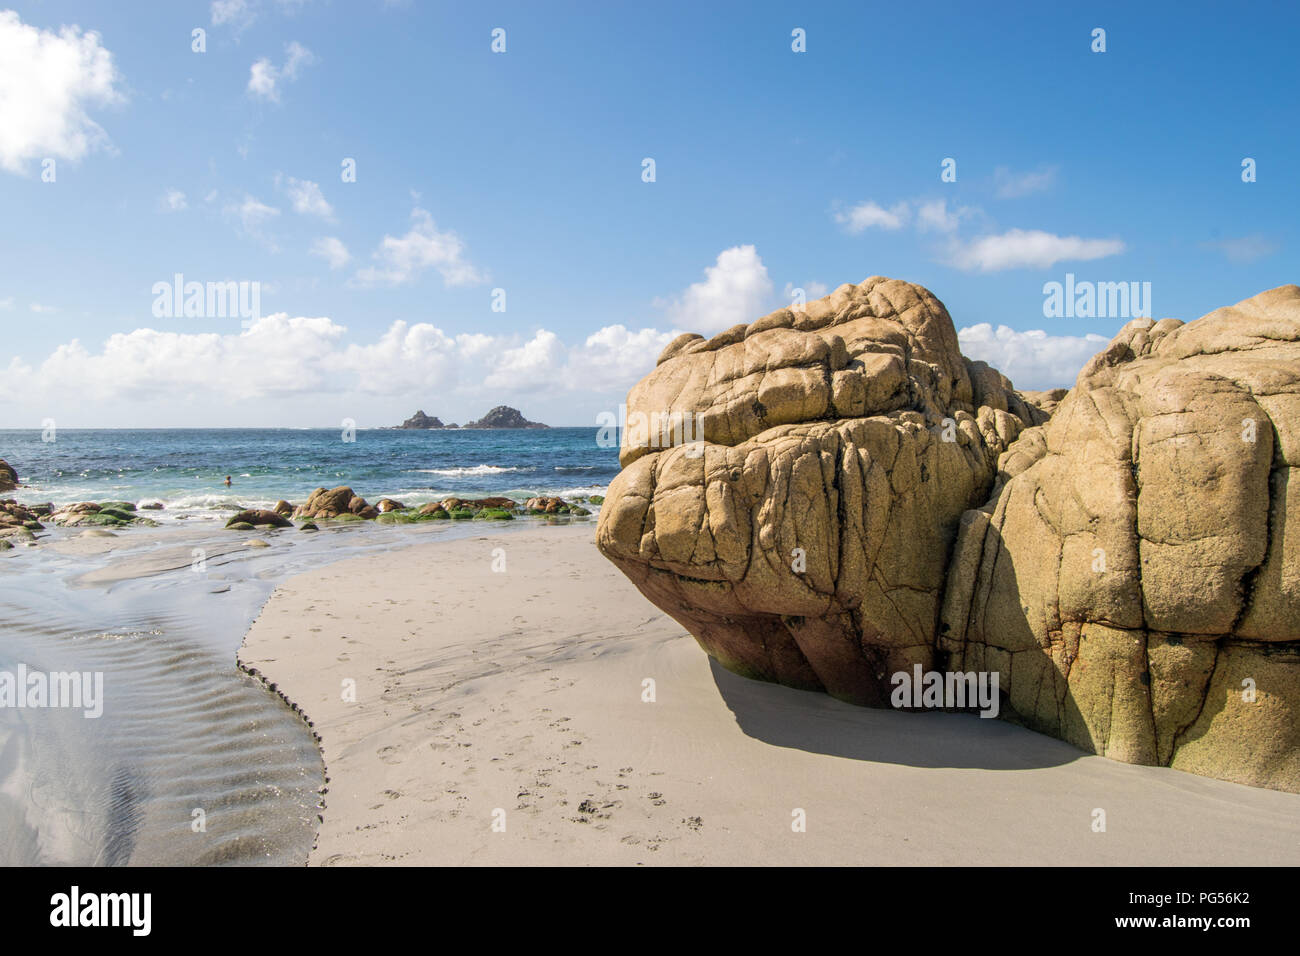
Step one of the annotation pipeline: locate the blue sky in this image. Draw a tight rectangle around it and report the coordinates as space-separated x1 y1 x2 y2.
0 0 1295 427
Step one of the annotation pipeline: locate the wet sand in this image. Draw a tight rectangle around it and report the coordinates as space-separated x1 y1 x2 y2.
238 524 1300 865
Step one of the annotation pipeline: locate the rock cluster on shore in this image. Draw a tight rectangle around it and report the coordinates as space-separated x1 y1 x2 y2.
595 276 1300 793
237 486 593 526
0 489 599 545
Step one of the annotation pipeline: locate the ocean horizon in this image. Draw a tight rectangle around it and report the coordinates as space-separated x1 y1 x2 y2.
0 427 618 515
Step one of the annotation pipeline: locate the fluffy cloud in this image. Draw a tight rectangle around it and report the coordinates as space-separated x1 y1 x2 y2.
10 314 343 402
835 201 909 233
284 177 333 218
483 330 566 392
993 165 1058 199
566 324 679 392
4 315 673 406
353 207 484 287
247 42 314 102
161 189 188 212
0 10 124 174
958 323 1109 390
309 236 350 269
661 245 773 334
915 199 975 234
946 229 1125 272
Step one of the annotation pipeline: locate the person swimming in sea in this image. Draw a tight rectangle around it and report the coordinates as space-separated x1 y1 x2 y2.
224 475 232 487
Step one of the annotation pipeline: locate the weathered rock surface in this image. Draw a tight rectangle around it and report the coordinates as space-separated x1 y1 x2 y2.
0 460 18 492
596 277 1300 793
940 285 1300 792
294 486 377 519
462 406 548 429
597 277 1047 706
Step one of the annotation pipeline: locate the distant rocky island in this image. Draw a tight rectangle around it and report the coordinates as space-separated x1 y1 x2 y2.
395 405 547 429
398 410 457 429
462 406 548 429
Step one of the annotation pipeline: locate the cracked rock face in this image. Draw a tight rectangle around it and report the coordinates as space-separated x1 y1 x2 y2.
596 277 1048 706
940 285 1300 792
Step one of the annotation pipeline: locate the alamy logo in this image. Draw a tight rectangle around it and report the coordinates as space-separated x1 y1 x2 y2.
596 404 703 458
890 665 1000 718
50 886 150 936
0 664 103 718
152 273 261 327
1043 273 1151 319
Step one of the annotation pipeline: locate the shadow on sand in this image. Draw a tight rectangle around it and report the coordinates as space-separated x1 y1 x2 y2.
709 657 1085 772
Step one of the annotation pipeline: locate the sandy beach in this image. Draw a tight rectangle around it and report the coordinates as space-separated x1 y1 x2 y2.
238 524 1300 866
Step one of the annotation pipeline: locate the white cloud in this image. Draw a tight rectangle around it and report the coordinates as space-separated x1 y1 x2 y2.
916 199 975 234
225 195 281 249
4 315 680 408
161 189 188 212
835 201 909 233
211 0 253 26
309 236 350 269
284 177 333 218
247 41 314 102
281 41 313 79
327 320 463 395
958 324 1109 389
0 10 124 175
29 302 56 314
661 245 773 334
1201 235 1279 264
353 207 484 287
946 229 1125 272
484 330 566 391
567 324 678 391
248 59 278 99
993 165 1058 199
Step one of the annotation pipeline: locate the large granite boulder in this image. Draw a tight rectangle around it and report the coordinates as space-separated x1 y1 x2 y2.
940 285 1300 792
596 277 1048 705
597 277 1300 793
0 459 17 492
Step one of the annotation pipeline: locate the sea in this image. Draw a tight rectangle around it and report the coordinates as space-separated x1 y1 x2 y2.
0 428 619 866
0 427 620 513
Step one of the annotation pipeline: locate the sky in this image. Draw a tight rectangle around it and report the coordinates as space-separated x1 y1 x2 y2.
0 0 1295 427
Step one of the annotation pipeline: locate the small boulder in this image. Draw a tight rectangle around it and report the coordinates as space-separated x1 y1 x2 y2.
226 509 292 529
